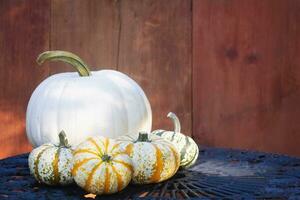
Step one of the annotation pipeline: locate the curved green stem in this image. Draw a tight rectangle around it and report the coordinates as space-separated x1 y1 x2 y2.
37 50 91 76
58 130 70 148
167 112 181 133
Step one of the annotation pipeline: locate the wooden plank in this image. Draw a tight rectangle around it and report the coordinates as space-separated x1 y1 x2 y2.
117 0 192 135
193 0 300 156
0 0 50 158
50 0 120 72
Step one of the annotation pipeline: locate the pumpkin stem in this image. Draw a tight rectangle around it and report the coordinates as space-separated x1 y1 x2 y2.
136 132 151 142
58 130 70 148
167 112 181 133
101 154 112 162
37 50 91 77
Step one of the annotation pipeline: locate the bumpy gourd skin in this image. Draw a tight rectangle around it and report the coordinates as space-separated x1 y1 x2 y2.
152 130 199 169
28 144 73 185
152 112 199 169
118 133 180 184
72 136 133 195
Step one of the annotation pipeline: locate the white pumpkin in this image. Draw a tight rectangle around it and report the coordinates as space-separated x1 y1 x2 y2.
26 51 152 147
28 131 73 185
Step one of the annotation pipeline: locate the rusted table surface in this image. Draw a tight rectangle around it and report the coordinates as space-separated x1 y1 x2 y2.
1 146 300 199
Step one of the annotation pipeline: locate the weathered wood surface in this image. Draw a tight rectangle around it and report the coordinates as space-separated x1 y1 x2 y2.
1 0 300 158
50 0 119 72
52 0 192 136
117 0 192 136
193 0 300 156
0 0 192 158
0 0 50 158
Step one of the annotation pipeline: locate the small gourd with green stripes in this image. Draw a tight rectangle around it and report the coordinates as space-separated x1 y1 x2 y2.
28 131 73 185
152 112 199 169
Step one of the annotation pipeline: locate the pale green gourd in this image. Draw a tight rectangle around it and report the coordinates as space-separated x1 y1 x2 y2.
152 112 199 169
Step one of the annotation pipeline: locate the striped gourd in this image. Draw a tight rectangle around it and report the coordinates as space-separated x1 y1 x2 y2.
72 136 133 195
117 132 180 184
28 131 73 185
152 112 199 169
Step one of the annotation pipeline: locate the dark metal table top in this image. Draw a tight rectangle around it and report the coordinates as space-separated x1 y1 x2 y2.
0 146 300 199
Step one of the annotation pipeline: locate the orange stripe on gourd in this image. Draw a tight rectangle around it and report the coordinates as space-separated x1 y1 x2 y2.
124 143 133 156
150 144 164 183
168 145 180 176
110 143 120 153
111 152 128 158
73 149 99 157
111 164 123 191
72 157 97 176
113 160 133 173
34 146 52 181
105 138 109 153
169 145 179 167
84 161 103 191
52 148 61 184
88 138 103 155
104 164 111 193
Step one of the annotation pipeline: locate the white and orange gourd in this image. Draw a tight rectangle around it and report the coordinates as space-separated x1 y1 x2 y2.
72 136 133 195
117 132 180 184
28 131 73 185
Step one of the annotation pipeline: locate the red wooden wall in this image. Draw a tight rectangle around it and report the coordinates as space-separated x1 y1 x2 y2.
193 0 300 156
0 0 299 158
0 0 50 158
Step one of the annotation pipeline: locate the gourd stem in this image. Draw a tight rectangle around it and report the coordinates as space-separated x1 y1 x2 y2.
136 132 151 142
36 50 91 77
101 154 111 162
58 130 70 148
167 112 181 133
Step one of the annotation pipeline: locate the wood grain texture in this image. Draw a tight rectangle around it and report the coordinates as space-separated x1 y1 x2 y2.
193 0 300 156
1 0 300 158
50 0 120 72
117 0 192 135
0 0 50 158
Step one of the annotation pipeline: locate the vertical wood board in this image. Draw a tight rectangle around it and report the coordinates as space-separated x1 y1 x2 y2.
0 0 50 158
193 0 300 156
117 0 192 135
